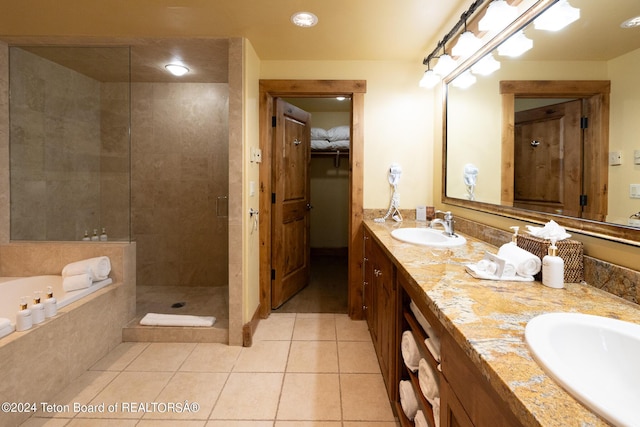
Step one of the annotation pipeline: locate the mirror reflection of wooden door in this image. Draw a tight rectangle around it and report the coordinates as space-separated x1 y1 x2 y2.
513 99 583 217
271 98 311 309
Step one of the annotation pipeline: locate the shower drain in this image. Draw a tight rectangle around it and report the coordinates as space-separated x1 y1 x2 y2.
171 301 186 308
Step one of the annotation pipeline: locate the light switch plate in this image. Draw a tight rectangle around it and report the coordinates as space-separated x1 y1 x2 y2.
634 150 640 165
630 184 640 199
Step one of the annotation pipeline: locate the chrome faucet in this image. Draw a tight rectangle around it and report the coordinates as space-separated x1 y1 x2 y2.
430 210 457 237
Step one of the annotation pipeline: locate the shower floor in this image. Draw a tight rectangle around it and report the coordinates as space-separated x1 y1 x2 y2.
123 285 229 343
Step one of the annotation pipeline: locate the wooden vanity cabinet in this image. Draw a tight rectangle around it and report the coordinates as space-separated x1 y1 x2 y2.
363 230 398 399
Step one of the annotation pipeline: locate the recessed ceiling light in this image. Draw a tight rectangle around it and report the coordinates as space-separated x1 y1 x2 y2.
621 15 640 28
291 11 318 28
336 96 346 101
165 64 189 76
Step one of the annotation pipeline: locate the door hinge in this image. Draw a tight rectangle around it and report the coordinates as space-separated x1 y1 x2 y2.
581 117 588 129
272 116 277 127
271 193 276 204
271 269 276 280
580 194 588 206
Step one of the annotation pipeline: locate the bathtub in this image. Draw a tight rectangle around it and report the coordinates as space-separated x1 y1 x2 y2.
0 275 112 335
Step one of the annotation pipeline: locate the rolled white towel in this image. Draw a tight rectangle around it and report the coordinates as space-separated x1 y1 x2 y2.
140 313 216 327
502 261 517 277
0 318 10 330
63 274 93 292
424 336 441 362
410 300 436 337
497 243 541 276
414 409 429 427
0 324 14 339
433 397 441 427
62 256 111 281
418 358 440 403
401 330 421 372
399 380 419 420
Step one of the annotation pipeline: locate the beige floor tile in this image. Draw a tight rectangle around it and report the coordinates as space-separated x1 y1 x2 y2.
206 422 274 427
125 342 196 372
90 342 149 371
19 419 72 427
209 372 283 419
340 374 396 422
32 370 119 419
335 316 372 342
295 313 336 319
286 341 338 373
179 343 241 372
292 317 336 341
276 373 341 421
66 420 139 426
253 315 296 341
276 422 341 427
233 340 290 372
343 422 400 427
338 341 381 373
77 371 173 419
142 372 228 420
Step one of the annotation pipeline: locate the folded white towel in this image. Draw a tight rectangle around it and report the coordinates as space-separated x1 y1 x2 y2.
0 318 10 330
410 300 436 337
433 397 441 427
502 261 517 277
418 358 440 403
399 380 419 420
0 324 14 339
62 256 111 281
414 409 429 427
424 336 441 362
63 274 93 292
497 243 541 276
401 331 421 372
140 313 216 327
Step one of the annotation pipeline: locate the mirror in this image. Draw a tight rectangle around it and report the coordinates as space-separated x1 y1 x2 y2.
444 0 640 244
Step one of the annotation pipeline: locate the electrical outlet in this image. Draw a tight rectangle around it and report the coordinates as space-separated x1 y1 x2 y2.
609 151 622 166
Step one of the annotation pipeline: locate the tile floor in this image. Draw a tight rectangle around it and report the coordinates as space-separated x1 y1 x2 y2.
21 313 399 426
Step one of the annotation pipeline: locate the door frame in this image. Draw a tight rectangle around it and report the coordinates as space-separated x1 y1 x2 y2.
258 79 367 319
500 80 610 222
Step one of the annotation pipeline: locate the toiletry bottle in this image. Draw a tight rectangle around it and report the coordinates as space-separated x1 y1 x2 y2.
82 230 91 241
44 286 57 318
31 291 45 324
542 237 564 289
16 297 33 332
509 226 519 244
100 227 108 241
91 229 99 241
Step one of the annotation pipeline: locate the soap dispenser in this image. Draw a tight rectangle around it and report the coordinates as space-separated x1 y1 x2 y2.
509 226 519 244
31 291 45 324
16 297 33 332
99 227 108 241
82 230 91 241
542 237 564 289
44 286 58 318
91 229 99 241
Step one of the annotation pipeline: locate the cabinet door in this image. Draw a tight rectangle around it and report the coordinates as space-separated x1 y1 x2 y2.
376 250 395 388
441 378 474 427
363 231 376 341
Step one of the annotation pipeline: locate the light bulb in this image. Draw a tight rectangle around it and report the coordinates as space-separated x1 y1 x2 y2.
419 69 441 89
471 53 501 76
165 64 189 76
433 54 457 77
452 70 477 89
534 0 580 31
478 0 518 33
497 31 533 57
452 31 482 58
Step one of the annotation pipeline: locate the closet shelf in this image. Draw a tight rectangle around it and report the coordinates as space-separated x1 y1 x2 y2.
404 310 440 372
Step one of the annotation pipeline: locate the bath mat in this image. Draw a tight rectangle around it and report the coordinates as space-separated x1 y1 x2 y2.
140 312 216 327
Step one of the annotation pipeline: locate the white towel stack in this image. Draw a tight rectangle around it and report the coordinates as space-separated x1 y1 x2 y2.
399 380 419 420
401 330 421 372
0 318 14 339
432 397 441 427
414 409 429 427
410 300 442 362
418 358 440 404
62 256 111 292
496 243 542 278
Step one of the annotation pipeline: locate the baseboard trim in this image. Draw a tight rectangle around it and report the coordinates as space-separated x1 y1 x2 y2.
242 303 262 347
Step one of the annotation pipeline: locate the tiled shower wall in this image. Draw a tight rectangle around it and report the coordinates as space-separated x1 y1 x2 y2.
131 82 229 287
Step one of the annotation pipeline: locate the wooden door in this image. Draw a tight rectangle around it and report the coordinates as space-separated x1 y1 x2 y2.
271 98 311 309
513 99 583 217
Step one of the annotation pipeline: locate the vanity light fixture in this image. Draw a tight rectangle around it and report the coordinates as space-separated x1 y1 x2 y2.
478 0 518 33
497 30 533 57
291 11 318 28
621 15 640 29
451 70 477 89
471 52 501 75
452 30 482 58
419 67 441 89
533 0 580 32
433 52 457 77
165 64 189 76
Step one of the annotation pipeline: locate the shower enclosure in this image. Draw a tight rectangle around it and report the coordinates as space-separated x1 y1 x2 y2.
8 42 230 340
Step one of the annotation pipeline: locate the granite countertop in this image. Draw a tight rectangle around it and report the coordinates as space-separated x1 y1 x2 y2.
364 219 640 427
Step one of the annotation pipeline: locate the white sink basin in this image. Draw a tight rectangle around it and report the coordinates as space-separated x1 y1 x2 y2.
525 313 640 426
390 227 466 247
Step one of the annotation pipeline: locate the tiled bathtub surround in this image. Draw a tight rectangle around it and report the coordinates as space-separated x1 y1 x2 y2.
0 241 136 427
